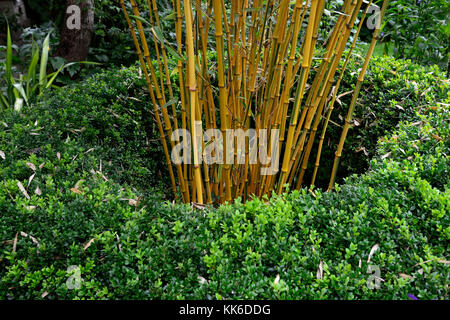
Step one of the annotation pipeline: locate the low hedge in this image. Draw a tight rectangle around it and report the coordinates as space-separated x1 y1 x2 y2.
310 54 449 187
0 56 448 299
13 65 169 194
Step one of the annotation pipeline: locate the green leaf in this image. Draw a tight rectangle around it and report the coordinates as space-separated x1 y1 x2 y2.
163 12 176 21
26 41 40 96
39 31 52 90
6 24 14 104
162 97 178 109
0 93 9 109
165 45 185 62
13 97 23 111
46 61 101 88
13 83 29 107
129 15 151 26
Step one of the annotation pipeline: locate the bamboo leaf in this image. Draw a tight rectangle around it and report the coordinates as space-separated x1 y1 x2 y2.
17 181 30 199
162 98 178 109
0 93 8 108
165 45 185 62
129 14 151 26
164 12 176 20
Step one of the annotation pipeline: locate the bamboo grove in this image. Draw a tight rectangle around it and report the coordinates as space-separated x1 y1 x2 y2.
120 0 389 204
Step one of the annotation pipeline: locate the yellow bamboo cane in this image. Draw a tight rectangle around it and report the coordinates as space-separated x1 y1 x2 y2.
329 0 390 190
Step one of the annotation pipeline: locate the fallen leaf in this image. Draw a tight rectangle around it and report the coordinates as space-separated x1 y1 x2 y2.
192 202 206 210
96 171 108 181
316 261 323 280
20 231 40 248
17 181 30 200
381 152 392 160
116 234 122 252
26 162 36 171
198 276 208 285
274 274 280 285
0 150 5 160
431 134 443 142
25 148 40 155
367 244 379 263
355 147 369 156
83 238 95 251
27 173 36 188
70 188 83 195
35 186 42 196
420 87 431 96
12 233 18 253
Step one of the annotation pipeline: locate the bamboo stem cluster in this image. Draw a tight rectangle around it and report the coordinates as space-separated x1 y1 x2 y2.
120 0 389 204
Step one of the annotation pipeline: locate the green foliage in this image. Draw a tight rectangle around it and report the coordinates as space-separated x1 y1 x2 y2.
19 1 176 78
89 0 142 67
376 104 449 190
0 57 448 300
1 101 448 299
311 54 450 188
0 25 89 110
0 65 169 194
91 0 176 68
380 0 450 71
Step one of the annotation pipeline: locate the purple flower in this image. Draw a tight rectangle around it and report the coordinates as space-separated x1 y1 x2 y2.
408 294 419 300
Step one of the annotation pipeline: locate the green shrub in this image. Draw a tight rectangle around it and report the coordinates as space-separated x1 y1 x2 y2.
0 57 448 300
1 65 169 193
1 101 448 300
311 54 450 188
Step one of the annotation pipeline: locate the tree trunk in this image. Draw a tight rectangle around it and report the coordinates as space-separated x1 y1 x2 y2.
56 0 94 62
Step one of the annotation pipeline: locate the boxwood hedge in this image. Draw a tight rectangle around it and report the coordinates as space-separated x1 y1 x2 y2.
311 54 449 187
